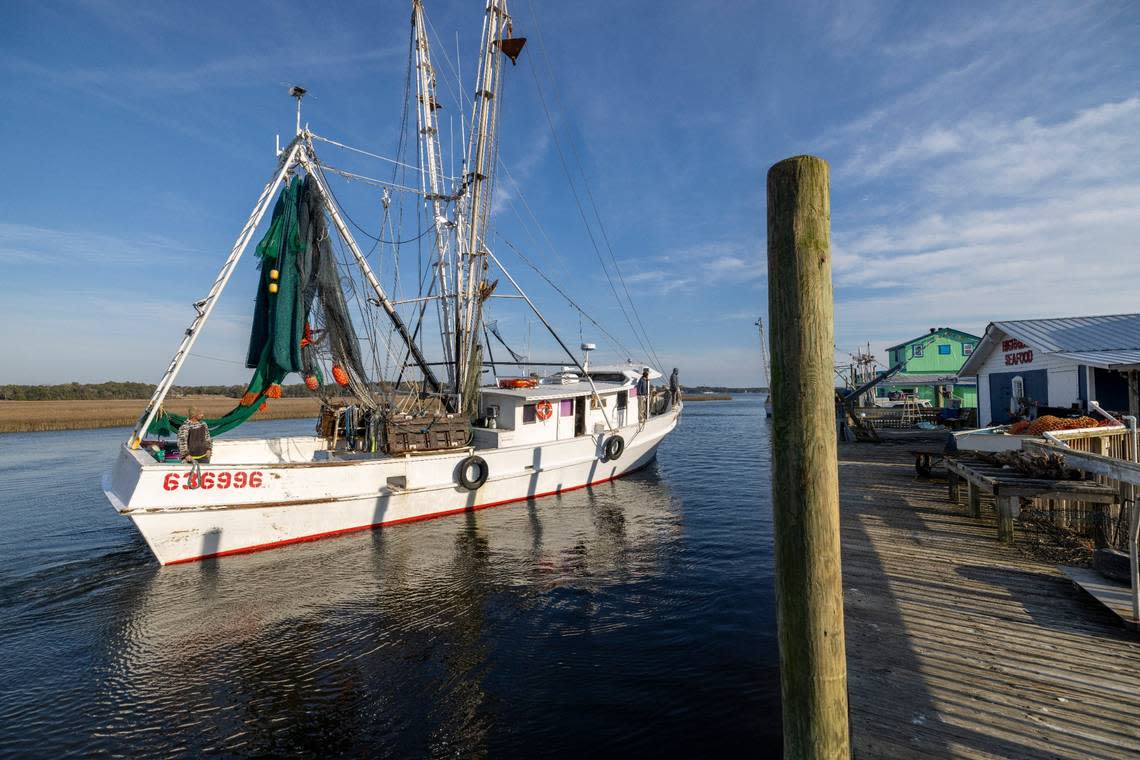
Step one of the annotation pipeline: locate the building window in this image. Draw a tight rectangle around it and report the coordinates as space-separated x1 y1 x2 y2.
913 344 924 358
560 399 573 417
963 343 974 356
938 344 951 355
523 404 536 424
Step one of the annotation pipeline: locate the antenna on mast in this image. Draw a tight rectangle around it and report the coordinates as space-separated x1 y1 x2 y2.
289 85 307 135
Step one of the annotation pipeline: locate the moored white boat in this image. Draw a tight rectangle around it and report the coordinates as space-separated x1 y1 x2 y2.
102 0 681 565
105 378 678 565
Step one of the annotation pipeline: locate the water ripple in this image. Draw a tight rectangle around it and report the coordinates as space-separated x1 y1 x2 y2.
0 400 780 757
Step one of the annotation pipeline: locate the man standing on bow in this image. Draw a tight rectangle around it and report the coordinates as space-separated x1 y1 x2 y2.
637 368 651 422
669 368 681 408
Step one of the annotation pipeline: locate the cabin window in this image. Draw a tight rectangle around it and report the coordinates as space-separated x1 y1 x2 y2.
617 391 628 410
913 344 924 358
938 344 951 355
591 396 607 410
523 404 536 424
963 343 974 356
560 399 573 417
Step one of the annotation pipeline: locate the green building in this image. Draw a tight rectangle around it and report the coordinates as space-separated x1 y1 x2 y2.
877 327 980 408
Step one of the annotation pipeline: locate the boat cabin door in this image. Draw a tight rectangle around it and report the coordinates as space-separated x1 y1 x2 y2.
575 397 586 436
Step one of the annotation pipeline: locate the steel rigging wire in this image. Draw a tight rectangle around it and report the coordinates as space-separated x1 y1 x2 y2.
494 234 639 363
524 0 664 373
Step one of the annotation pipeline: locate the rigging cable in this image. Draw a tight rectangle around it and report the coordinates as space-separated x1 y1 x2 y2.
527 0 663 372
521 4 661 371
495 234 638 362
310 132 457 182
312 166 437 245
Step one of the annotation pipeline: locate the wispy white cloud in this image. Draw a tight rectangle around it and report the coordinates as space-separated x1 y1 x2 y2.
5 47 402 97
831 93 1140 359
492 128 552 215
0 289 253 384
0 222 209 266
626 240 766 296
844 97 1140 190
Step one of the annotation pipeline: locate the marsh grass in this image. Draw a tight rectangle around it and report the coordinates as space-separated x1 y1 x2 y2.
0 397 324 433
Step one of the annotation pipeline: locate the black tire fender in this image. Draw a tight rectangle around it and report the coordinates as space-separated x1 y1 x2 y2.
457 455 489 490
602 435 625 462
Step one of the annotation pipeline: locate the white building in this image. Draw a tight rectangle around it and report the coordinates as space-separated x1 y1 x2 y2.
959 314 1140 427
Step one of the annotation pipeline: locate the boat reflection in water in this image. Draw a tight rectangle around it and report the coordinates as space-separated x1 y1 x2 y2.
97 468 682 756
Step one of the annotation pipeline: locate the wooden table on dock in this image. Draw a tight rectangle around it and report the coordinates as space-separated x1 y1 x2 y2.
944 456 1119 544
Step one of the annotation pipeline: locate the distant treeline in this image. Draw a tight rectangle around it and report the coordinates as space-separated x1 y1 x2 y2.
0 382 321 401
684 385 767 394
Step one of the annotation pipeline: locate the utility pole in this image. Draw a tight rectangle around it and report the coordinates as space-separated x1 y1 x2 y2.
767 155 850 759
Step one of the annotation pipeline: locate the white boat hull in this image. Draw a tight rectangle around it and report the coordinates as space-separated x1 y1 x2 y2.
103 409 678 565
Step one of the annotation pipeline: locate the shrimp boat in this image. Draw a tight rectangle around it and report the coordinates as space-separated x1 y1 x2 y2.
102 0 681 565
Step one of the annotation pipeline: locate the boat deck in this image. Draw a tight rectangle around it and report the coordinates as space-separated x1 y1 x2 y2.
840 440 1140 759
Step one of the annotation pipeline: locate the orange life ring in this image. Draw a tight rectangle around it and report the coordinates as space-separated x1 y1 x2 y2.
535 400 553 420
498 377 539 389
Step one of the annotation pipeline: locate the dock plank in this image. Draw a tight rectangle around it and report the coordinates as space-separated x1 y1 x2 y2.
1060 566 1140 632
840 443 1140 759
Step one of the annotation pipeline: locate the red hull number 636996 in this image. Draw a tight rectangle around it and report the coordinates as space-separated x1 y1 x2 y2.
163 471 263 491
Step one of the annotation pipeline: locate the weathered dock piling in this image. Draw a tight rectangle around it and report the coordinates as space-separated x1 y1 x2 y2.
767 155 850 759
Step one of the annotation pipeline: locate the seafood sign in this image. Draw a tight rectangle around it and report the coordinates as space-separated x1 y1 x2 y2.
1002 338 1033 366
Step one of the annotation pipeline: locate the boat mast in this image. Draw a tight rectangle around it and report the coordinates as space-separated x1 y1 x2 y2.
412 0 456 388
756 318 771 389
454 0 522 412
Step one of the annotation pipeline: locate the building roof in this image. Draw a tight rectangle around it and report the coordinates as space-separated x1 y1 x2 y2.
959 313 1140 376
881 374 977 386
1055 350 1140 368
884 327 982 353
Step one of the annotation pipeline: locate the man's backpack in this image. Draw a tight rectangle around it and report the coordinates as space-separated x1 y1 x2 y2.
187 425 209 457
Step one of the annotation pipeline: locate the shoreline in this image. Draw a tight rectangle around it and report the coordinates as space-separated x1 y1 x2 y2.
0 394 738 433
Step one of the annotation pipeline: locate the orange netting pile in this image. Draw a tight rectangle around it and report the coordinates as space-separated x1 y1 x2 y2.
1011 415 1119 436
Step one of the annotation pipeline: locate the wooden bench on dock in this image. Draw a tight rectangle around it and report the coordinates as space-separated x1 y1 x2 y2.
944 456 1119 545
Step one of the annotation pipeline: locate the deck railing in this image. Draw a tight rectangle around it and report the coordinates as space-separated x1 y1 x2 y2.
1033 426 1138 553
1023 432 1140 621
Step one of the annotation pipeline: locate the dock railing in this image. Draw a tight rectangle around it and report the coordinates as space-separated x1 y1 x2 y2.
1045 427 1136 548
1027 420 1140 621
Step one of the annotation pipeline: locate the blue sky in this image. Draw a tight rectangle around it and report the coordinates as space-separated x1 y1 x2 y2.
3 0 1139 387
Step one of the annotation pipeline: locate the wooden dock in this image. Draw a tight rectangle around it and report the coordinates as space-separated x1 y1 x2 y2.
840 440 1140 759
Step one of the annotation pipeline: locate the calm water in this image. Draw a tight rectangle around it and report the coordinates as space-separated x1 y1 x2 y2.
0 397 778 758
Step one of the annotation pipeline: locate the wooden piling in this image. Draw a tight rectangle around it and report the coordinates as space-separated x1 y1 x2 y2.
767 155 850 759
